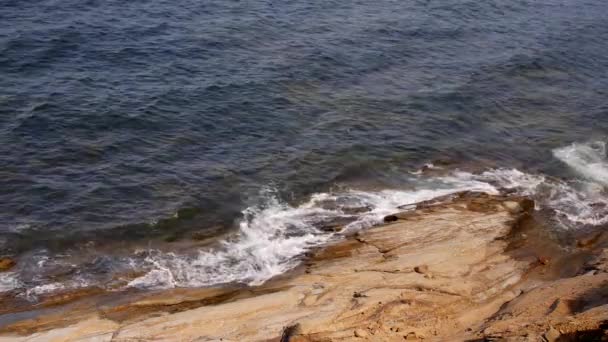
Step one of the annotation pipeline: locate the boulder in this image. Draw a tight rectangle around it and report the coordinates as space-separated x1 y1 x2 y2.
383 215 398 223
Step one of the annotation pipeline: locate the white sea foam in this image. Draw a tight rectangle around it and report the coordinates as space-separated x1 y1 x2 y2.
0 272 22 293
132 168 582 290
469 168 546 195
24 282 66 299
28 141 608 294
553 141 608 186
409 163 441 175
20 276 94 301
129 190 335 289
547 180 608 227
548 141 608 226
128 178 502 290
455 166 608 228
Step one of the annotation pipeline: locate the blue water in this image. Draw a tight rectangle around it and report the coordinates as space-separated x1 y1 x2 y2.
1 0 608 293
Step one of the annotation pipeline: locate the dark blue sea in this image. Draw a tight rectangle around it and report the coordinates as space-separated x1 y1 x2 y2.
1 0 608 295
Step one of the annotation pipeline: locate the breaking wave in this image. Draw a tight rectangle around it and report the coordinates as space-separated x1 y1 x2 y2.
550 141 608 226
0 272 21 293
553 141 608 186
129 142 608 290
5 141 608 294
128 179 499 289
128 170 544 290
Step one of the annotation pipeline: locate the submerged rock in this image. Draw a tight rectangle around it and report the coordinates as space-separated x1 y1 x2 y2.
576 231 604 249
0 258 15 272
383 214 398 222
317 216 356 232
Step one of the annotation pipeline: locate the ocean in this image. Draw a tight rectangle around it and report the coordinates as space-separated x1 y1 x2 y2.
1 0 608 296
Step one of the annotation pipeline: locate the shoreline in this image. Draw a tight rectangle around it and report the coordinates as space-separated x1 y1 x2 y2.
2 191 607 340
3 163 604 301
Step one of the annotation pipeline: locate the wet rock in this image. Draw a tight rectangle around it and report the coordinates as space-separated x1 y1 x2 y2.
39 287 105 308
577 232 603 249
498 187 519 195
318 216 356 232
191 225 226 241
431 158 453 167
354 328 368 337
342 206 372 215
0 258 15 272
163 233 179 242
460 191 490 199
175 207 202 220
407 193 459 210
397 204 416 210
583 248 608 273
191 231 213 241
520 198 535 213
383 215 398 223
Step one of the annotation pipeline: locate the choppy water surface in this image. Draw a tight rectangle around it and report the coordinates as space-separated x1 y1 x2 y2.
1 0 608 295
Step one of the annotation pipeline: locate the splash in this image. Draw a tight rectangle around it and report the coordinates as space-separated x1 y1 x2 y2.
457 166 608 228
128 162 608 290
10 141 608 294
128 179 499 290
0 272 22 293
549 141 608 226
128 190 334 289
553 141 608 186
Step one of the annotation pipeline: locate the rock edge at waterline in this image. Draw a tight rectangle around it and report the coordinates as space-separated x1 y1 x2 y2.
2 192 608 341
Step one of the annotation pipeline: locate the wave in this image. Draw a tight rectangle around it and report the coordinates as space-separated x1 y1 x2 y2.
7 141 608 295
113 155 608 290
553 141 608 186
128 190 334 289
127 172 505 290
0 272 21 293
550 141 608 226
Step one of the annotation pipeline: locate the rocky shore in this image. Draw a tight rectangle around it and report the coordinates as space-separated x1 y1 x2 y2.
1 192 608 341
